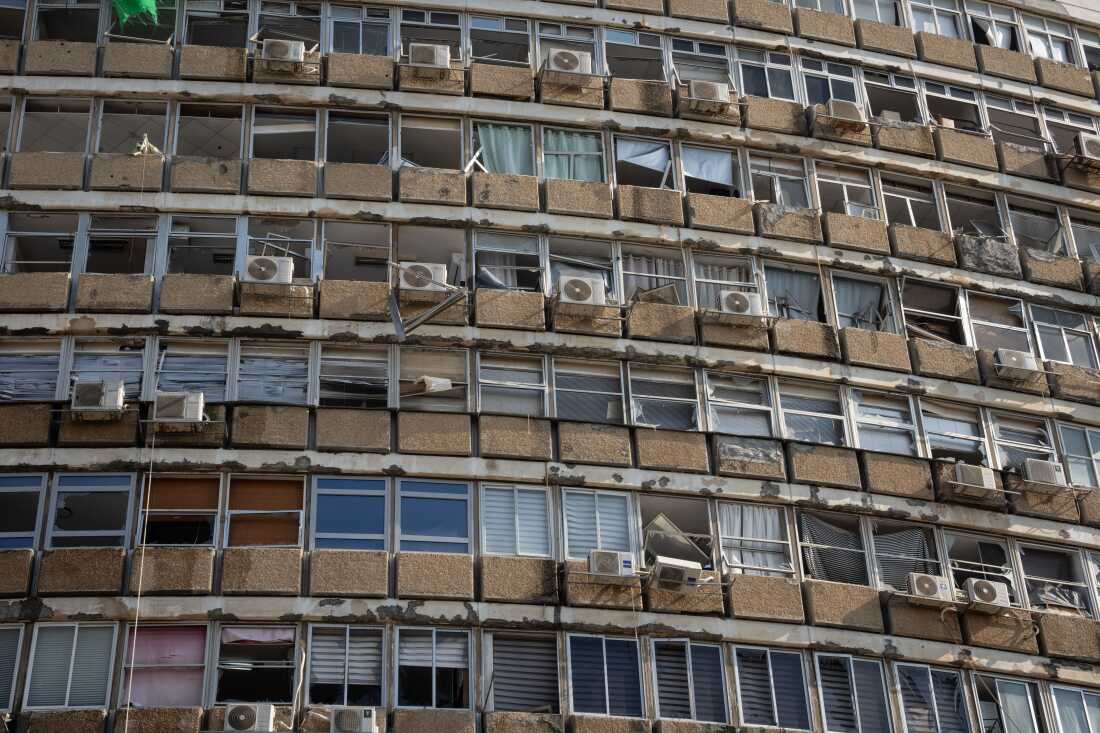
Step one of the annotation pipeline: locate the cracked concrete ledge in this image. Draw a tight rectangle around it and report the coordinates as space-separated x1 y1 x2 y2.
3 594 1097 686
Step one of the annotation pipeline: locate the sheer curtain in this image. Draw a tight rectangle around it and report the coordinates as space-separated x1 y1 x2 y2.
615 138 671 185
682 147 732 188
764 267 821 320
720 503 790 575
622 251 681 300
695 260 752 310
544 129 603 181
477 123 533 175
998 681 1039 733
798 513 868 585
834 277 886 330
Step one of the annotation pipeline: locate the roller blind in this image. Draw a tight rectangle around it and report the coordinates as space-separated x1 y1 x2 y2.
398 630 434 667
492 636 558 713
691 644 726 723
596 493 630 552
26 626 76 707
772 650 810 729
483 488 517 554
310 629 347 686
0 628 19 709
435 632 468 669
68 626 114 706
736 648 776 726
655 641 691 719
564 492 598 557
516 489 550 556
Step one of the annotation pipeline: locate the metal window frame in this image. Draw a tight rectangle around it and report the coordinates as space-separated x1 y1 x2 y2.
602 27 666 82
0 338 64 402
541 125 606 183
813 652 891 733
891 661 971 733
879 174 941 229
394 626 472 709
703 370 775 439
899 277 968 344
827 269 899 333
117 622 210 709
798 57 863 108
565 632 644 718
326 3 391 55
478 482 554 558
482 630 561 713
748 153 811 208
467 14 531 68
1050 684 1100 733
234 339 313 406
561 487 637 562
212 622 299 705
970 673 1043 733
909 0 965 39
22 621 119 710
551 356 625 424
475 351 548 417
796 509 871 584
942 529 1022 606
1057 422 1100 489
46 473 136 550
151 337 231 403
649 637 727 723
717 500 793 577
1028 303 1099 367
533 20 601 74
309 475 387 551
626 361 701 431
987 409 1058 471
396 344 471 412
867 516 943 590
136 472 223 549
733 46 796 102
849 387 920 456
31 0 106 43
0 624 23 713
396 478 472 554
0 474 47 549
1016 539 1097 617
398 7 464 63
317 342 390 409
731 644 812 730
161 212 241 277
305 623 387 707
915 397 991 464
775 378 852 447
223 474 305 548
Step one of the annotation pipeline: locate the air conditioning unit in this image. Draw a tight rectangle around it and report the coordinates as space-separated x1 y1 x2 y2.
261 38 305 63
718 290 763 319
547 48 592 76
826 99 866 129
242 255 294 285
844 201 880 219
71 379 125 419
224 704 276 732
153 391 204 425
954 462 996 494
965 577 1011 613
399 262 448 292
1023 458 1067 489
649 555 702 592
330 707 379 733
588 549 634 577
878 109 903 123
906 572 954 606
558 275 607 306
408 42 450 78
994 348 1040 380
1074 132 1100 161
687 80 730 113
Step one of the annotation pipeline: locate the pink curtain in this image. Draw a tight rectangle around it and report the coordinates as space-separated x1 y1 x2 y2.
127 626 206 666
221 626 295 644
122 668 204 707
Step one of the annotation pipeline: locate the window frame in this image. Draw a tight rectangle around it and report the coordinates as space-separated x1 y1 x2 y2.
814 653 892 733
154 338 230 403
551 357 625 425
1051 684 1100 733
479 483 553 558
0 624 22 713
918 398 991 464
327 4 391 55
893 662 972 733
943 530 1022 606
0 474 46 550
987 410 1058 472
396 478 472 554
910 0 964 39
1029 304 1098 367
23 622 119 710
1023 14 1076 64
118 623 209 709
1058 422 1100 490
566 633 644 718
732 644 812 731
561 487 637 563
800 58 861 107
749 153 810 209
849 388 920 456
603 28 665 82
650 638 728 723
137 474 221 548
542 126 606 183
310 476 387 551
46 473 135 550
718 501 794 577
394 626 471 709
214 623 298 705
626 363 700 431
964 290 1033 355
223 476 305 549
797 510 870 585
971 673 1043 733
776 379 850 447
306 623 386 707
704 371 775 438
734 46 796 101
1017 541 1095 617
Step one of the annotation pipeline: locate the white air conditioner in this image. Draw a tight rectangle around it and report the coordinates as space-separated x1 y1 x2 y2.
1074 132 1100 161
224 704 276 732
719 289 763 318
588 549 634 577
879 109 902 123
844 201 880 219
399 262 448 292
242 255 294 285
330 707 379 733
558 275 607 306
71 379 125 419
687 80 730 113
261 38 305 63
826 99 866 125
965 577 1011 613
153 391 204 423
906 572 954 605
994 348 1040 380
1023 458 1067 489
954 462 996 494
649 555 702 592
547 48 592 76
408 42 450 78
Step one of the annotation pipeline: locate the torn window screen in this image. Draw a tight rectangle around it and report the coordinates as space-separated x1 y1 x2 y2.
400 9 461 62
18 97 90 153
319 345 388 408
35 0 99 41
167 215 237 275
156 340 228 400
615 137 672 189
0 0 25 40
400 116 462 169
252 108 316 161
478 353 546 417
3 212 77 273
97 101 168 155
258 0 319 44
605 29 664 81
719 502 791 575
798 511 868 585
470 15 529 66
140 476 219 546
640 494 712 568
1019 544 1093 615
474 232 539 291
71 340 145 399
85 214 157 274
176 104 242 159
0 341 59 402
184 0 249 46
902 280 964 343
326 113 387 164
215 625 296 703
323 221 389 281
629 366 698 430
682 146 738 197
763 265 823 322
548 237 615 302
329 5 389 55
237 342 309 404
921 399 987 464
473 122 533 175
247 217 314 279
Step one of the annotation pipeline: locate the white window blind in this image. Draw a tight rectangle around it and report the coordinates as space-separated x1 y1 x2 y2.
26 624 114 708
736 647 811 729
309 626 384 705
0 628 20 710
564 490 630 558
435 632 468 668
482 486 550 556
398 629 434 667
492 635 558 713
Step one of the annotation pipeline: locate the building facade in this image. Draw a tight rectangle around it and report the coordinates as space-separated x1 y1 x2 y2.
2 0 1100 731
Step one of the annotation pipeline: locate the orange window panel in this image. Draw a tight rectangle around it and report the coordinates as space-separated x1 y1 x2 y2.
228 478 304 511
228 512 300 546
145 476 220 511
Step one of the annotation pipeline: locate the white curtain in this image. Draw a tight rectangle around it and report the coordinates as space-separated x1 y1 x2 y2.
998 681 1039 733
478 123 533 175
682 147 732 186
544 128 603 181
616 138 670 174
720 503 790 575
695 260 751 310
622 251 681 300
764 268 820 320
834 277 886 330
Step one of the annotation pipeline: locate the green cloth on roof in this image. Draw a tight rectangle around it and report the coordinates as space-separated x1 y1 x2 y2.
112 0 158 28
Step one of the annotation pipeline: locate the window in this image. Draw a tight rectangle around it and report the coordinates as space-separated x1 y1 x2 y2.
681 145 739 197
816 164 877 218
853 0 900 24
706 373 773 437
1019 544 1092 615
1024 15 1075 63
482 484 551 557
1060 424 1100 489
734 647 811 729
395 224 465 291
777 381 847 445
18 97 90 154
251 107 317 162
322 221 389 281
225 477 304 547
604 29 663 81
852 390 917 455
156 340 229 402
629 365 698 430
85 214 157 275
985 95 1043 151
902 280 965 343
398 480 469 553
568 635 643 717
34 0 98 41
670 37 729 83
801 59 858 107
882 175 939 230
694 253 754 312
2 211 76 273
216 626 296 703
470 15 529 66
247 217 314 279
1081 30 1100 72
1052 685 1100 733
489 634 558 713
871 519 940 590
473 122 533 176
1032 306 1096 367
765 265 824 321
309 625 383 705
620 243 686 303
799 511 868 585
0 340 60 401
719 502 792 576
920 400 988 464
945 188 1002 237
653 640 726 722
400 116 462 169
945 532 1019 603
751 155 809 209
1073 219 1100 263
543 128 604 182
24 623 116 708
329 5 389 55
640 494 712 569
473 232 541 292
548 237 616 303
831 274 896 332
966 1 1020 49
0 626 21 712
312 477 386 550
70 339 145 400
0 1 24 40
319 345 388 408
735 48 795 100
925 84 982 132
166 215 237 275
537 22 596 72
989 412 1056 472
478 353 546 416
863 71 921 122
615 136 673 189
816 654 892 733
236 342 309 405
0 475 44 549
96 101 167 157
120 626 206 707
139 476 219 546
553 359 624 424
48 474 133 548
400 9 461 62
327 112 388 166
396 628 469 708
894 663 970 733
911 0 963 38
398 347 468 412
258 0 319 46
184 0 248 46
563 489 633 560
1008 202 1065 254
973 675 1041 733
1044 108 1097 155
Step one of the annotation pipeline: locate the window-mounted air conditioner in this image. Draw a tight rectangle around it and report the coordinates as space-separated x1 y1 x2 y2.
1022 458 1067 490
878 109 903 123
687 80 731 113
1074 132 1100 161
588 549 634 577
330 707 379 733
71 379 125 420
954 462 996 495
649 555 702 592
843 201 880 219
261 38 305 63
224 704 276 732
906 572 954 606
546 48 592 76
964 577 1011 613
826 99 866 127
718 290 763 319
399 262 448 292
994 348 1039 381
408 42 450 79
242 255 294 285
558 275 607 306
153 391 204 425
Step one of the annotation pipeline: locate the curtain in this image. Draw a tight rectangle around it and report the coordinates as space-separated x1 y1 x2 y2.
615 138 670 176
764 268 820 320
544 128 602 181
222 627 295 644
125 668 204 707
477 123 533 175
1055 689 1090 733
621 251 682 301
873 527 936 590
998 681 1039 733
798 513 868 585
719 503 790 575
834 278 886 330
682 147 732 186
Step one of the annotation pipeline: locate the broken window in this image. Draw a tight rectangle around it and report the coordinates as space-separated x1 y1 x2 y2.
1008 201 1065 253
216 626 296 703
176 104 243 159
910 0 963 38
641 494 712 570
398 479 469 553
620 243 686 304
1059 424 1100 489
1043 107 1097 155
568 635 643 717
615 136 672 189
852 390 917 455
312 477 386 550
481 484 551 556
966 1 1020 49
309 625 383 706
734 647 811 729
24 623 116 709
0 340 59 402
801 58 858 107
1081 30 1100 72
831 274 896 332
226 477 303 547
986 94 1044 150
924 83 982 132
1019 544 1092 616
472 121 532 175
1024 14 1074 63
0 0 24 40
653 640 726 723
323 221 389 282
474 232 539 291
400 116 462 169
71 339 145 399
247 217 314 279
990 412 1057 472
967 292 1031 353
945 532 1018 601
945 188 1002 237
399 9 460 62
604 29 663 81
816 163 877 218
258 0 320 46
670 36 729 83
0 626 20 712
489 634 558 713
682 145 739 197
694 253 754 311
319 345 387 408
1052 686 1100 733
396 628 469 708
3 212 76 273
537 22 596 72
478 353 546 417
853 0 900 24
764 264 823 321
750 155 809 209
553 359 624 424
973 676 1041 733
0 95 11 152
251 107 317 161
139 475 219 546
902 280 964 343
48 473 133 548
184 0 248 46
706 373 773 437
121 625 206 707
18 97 90 153
237 342 309 404
0 474 45 548
97 101 168 156
870 519 940 590
548 237 615 303
882 175 939 229
798 511 867 584
920 399 988 464
329 5 389 55
894 664 970 733
470 16 529 66
107 0 175 42
563 488 633 560
815 654 892 733
326 112 388 165
167 215 237 275
85 214 156 274
1072 219 1100 263
398 347 468 412
1031 305 1097 367
629 365 698 430
778 381 847 446
735 48 795 100
719 501 791 577
543 128 604 182
34 0 99 41
862 71 920 122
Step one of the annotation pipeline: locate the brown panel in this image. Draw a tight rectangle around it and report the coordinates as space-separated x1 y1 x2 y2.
228 512 300 546
145 476 220 510
228 479 304 510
